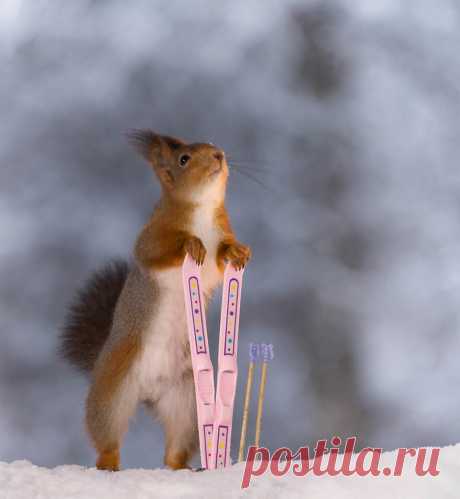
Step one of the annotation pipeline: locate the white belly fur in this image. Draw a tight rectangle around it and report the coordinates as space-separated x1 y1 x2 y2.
137 204 223 402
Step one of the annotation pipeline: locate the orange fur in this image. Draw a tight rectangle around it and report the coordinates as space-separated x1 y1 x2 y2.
96 449 120 472
86 333 141 470
91 334 141 398
135 198 196 270
215 204 251 270
164 448 191 471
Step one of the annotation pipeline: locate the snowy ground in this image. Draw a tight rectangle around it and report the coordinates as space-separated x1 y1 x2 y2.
0 445 459 499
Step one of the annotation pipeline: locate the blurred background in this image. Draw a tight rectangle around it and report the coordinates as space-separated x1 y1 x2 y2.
2 0 460 468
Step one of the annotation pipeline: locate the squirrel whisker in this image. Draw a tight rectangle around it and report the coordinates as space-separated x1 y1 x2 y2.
229 164 273 192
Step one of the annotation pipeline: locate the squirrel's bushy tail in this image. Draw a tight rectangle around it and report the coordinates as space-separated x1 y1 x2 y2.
60 259 129 372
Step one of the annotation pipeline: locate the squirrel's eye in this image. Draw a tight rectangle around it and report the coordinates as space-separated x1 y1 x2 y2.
179 154 190 167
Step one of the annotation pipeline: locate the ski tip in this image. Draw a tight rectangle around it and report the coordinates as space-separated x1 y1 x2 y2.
261 343 274 362
249 342 260 362
182 253 200 273
226 261 245 276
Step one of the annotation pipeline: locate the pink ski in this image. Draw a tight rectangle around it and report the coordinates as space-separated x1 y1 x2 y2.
182 254 216 469
210 261 244 468
182 254 245 469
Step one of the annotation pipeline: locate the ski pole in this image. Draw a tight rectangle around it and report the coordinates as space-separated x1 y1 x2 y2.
254 343 274 448
238 343 260 461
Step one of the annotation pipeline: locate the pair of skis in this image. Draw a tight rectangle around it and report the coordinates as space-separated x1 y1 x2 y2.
182 254 245 470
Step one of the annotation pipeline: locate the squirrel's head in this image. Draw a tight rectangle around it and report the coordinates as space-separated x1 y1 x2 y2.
127 129 228 203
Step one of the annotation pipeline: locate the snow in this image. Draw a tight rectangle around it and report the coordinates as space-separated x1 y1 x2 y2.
0 444 459 499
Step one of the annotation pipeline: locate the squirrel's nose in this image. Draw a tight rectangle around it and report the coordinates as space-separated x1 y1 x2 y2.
213 151 224 162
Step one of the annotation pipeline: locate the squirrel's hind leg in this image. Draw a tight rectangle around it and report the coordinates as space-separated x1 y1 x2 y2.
85 334 141 471
154 372 198 470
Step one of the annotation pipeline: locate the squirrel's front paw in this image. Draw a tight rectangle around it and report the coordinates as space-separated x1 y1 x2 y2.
185 236 207 265
224 242 251 270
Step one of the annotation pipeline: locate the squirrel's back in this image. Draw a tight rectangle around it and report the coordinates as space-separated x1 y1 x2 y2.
60 259 129 372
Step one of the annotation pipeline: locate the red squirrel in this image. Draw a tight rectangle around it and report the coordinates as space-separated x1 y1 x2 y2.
60 130 251 471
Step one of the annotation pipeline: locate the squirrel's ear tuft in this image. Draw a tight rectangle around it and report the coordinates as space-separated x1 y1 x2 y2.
125 128 158 161
125 129 185 165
